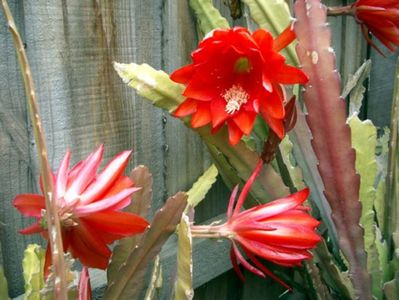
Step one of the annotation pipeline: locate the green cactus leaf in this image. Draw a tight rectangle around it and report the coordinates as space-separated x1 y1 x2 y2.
113 62 184 113
279 136 305 190
0 266 9 300
189 0 230 36
242 0 297 65
187 164 218 208
108 165 153 283
173 214 193 300
104 192 187 300
143 256 162 300
341 60 371 115
22 244 45 300
349 114 388 298
314 241 354 300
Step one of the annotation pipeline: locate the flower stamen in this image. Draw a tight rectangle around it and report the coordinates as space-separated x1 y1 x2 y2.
222 85 249 114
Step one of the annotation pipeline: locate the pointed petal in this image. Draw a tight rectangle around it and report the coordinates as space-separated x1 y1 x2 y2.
227 120 244 145
227 185 240 220
19 220 45 234
55 151 71 201
68 222 111 269
74 187 140 216
243 247 291 290
260 110 285 139
82 211 149 237
233 158 264 216
273 23 296 52
230 245 245 281
210 97 230 128
260 90 285 119
173 99 197 117
80 150 132 204
273 65 308 84
233 111 256 135
235 188 310 221
78 267 92 300
170 64 195 84
183 78 215 101
103 175 134 198
191 103 212 128
13 194 45 217
232 243 265 278
65 145 104 202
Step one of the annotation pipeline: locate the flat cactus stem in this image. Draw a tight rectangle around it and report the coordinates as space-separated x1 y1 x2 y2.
104 192 187 300
294 0 372 299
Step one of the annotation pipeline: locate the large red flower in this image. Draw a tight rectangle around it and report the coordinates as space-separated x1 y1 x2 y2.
191 160 320 288
170 26 308 145
13 145 149 270
353 0 399 53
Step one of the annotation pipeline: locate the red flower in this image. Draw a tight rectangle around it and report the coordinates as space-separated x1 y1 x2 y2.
353 0 399 53
191 160 320 288
170 26 308 145
13 145 149 270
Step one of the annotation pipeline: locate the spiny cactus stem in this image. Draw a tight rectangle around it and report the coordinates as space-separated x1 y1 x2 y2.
0 1 67 299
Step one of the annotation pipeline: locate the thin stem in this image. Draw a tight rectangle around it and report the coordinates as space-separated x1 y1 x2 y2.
327 5 355 17
0 1 67 299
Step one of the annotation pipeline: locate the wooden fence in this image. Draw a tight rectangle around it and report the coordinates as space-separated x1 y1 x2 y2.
0 0 397 299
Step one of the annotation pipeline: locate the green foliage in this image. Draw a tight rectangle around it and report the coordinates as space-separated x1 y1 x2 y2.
242 0 297 65
349 115 387 299
188 0 230 36
279 136 305 190
186 164 218 208
107 165 153 281
113 62 184 113
174 214 193 300
0 266 9 300
342 60 372 115
22 244 45 300
143 256 163 300
104 192 187 300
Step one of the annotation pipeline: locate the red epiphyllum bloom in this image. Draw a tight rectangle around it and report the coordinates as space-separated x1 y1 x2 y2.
192 160 321 288
13 145 149 271
170 26 308 145
353 0 399 53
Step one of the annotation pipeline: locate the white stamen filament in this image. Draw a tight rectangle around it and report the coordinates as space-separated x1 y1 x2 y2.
222 85 249 114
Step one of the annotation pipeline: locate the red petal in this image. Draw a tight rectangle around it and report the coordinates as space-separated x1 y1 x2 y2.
232 243 265 278
44 244 52 279
170 64 195 84
55 151 71 201
260 110 285 139
183 78 215 101
103 175 134 198
19 220 45 234
13 194 45 217
173 99 198 117
259 90 285 119
65 145 104 202
227 120 244 145
273 65 308 84
273 23 296 52
191 103 212 128
233 111 256 135
82 211 149 237
227 185 240 220
235 188 310 221
230 246 245 281
68 222 111 269
78 267 92 300
74 187 140 216
210 97 230 128
80 150 132 205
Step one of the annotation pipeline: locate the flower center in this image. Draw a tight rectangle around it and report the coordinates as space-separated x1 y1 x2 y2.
222 85 249 114
234 57 251 73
